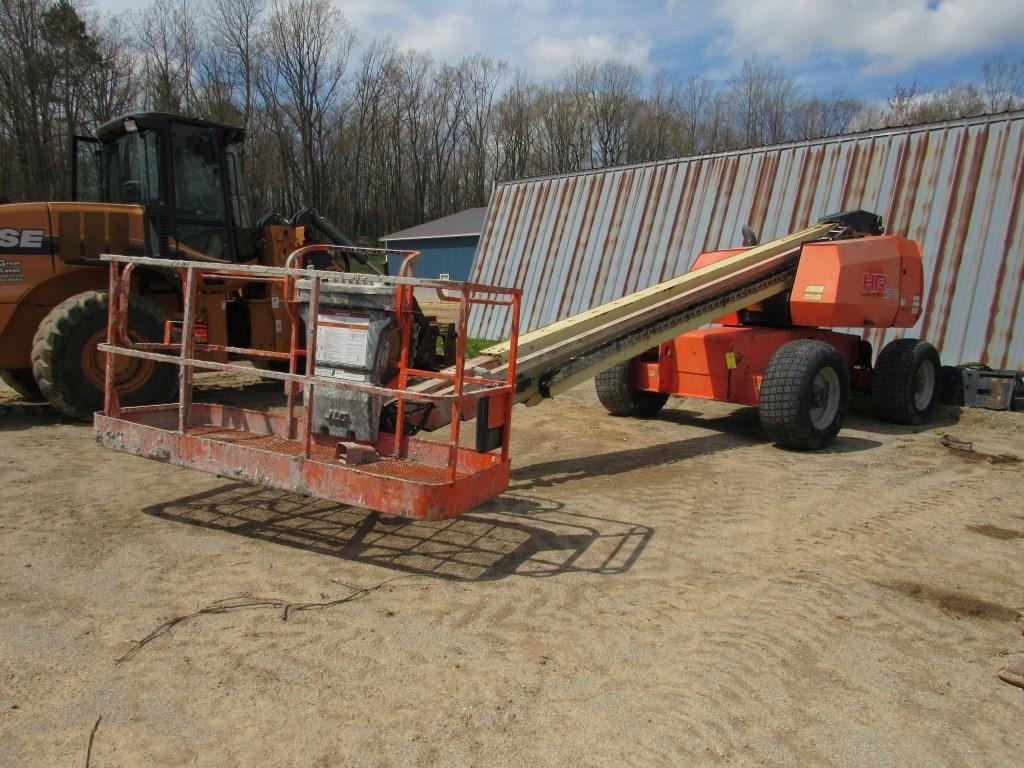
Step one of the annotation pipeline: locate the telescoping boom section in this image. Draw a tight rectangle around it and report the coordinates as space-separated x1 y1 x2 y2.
95 211 924 519
470 219 838 404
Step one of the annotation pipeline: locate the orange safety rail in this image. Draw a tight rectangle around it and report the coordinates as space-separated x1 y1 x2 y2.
94 248 521 520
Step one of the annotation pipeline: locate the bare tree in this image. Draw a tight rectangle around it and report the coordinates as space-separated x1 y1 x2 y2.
81 12 140 127
424 63 466 216
575 60 641 167
791 89 862 140
458 54 505 206
494 71 537 181
881 80 985 127
397 50 433 222
628 69 684 163
346 39 399 237
206 0 263 124
981 55 1024 112
679 74 712 153
729 58 799 146
258 0 354 210
136 0 193 112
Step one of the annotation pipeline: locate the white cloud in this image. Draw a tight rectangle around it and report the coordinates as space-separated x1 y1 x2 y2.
396 12 478 60
83 0 1024 85
336 0 412 33
707 0 1024 74
325 1 659 75
525 33 653 78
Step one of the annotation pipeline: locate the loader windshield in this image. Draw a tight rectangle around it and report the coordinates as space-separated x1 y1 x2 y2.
172 127 226 220
170 124 232 259
103 130 160 205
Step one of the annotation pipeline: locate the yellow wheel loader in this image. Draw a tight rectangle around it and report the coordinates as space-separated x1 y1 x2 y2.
0 112 450 419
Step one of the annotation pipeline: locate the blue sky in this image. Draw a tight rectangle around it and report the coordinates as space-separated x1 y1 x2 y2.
89 0 1024 101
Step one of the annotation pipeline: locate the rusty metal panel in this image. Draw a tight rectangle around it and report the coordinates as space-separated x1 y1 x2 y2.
470 111 1024 368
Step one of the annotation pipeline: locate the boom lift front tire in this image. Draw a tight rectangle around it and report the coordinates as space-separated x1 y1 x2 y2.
759 340 849 450
0 369 43 400
596 359 669 417
871 338 940 425
31 290 178 421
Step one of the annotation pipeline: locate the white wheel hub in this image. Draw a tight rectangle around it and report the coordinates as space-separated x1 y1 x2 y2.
914 360 937 411
810 367 841 430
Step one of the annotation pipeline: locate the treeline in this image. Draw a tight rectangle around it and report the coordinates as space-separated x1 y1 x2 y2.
2 0 1022 242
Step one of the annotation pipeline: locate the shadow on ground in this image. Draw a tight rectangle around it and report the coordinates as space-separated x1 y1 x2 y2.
144 483 652 582
529 404 879 478
0 375 287 431
192 378 287 410
0 401 67 431
659 403 883 449
846 397 963 435
511 426 752 490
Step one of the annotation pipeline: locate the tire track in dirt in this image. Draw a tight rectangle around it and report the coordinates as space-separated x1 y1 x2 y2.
495 405 1022 765
4 380 1023 767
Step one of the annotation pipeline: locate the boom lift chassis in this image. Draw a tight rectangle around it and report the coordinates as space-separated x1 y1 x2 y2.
96 212 939 520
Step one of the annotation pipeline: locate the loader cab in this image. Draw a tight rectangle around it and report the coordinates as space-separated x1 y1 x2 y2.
72 113 255 262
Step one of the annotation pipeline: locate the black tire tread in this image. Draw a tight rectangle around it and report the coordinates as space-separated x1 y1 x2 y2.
596 360 669 417
0 368 43 400
759 340 849 450
31 290 176 420
871 338 940 425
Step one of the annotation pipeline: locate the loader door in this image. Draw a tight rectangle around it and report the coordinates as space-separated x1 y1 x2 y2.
71 136 102 202
168 122 239 261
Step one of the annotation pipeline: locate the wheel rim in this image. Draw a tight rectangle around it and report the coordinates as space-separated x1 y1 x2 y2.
81 328 155 394
913 359 937 411
809 367 841 430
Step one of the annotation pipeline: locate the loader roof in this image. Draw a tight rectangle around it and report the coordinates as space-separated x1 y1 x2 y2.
96 112 246 144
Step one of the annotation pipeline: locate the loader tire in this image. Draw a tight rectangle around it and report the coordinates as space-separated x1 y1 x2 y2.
759 340 849 450
596 360 669 417
871 338 940 425
31 290 177 421
0 369 43 400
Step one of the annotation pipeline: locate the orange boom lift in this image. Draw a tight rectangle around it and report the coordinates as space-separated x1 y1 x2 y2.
95 211 941 519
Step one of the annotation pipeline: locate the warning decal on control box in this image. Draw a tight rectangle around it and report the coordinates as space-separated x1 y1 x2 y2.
315 311 370 381
0 258 24 283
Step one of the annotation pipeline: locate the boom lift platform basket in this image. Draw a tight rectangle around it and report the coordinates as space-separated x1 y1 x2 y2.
94 249 522 521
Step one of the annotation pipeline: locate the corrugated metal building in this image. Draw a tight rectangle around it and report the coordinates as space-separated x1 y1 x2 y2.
469 111 1024 367
381 207 486 281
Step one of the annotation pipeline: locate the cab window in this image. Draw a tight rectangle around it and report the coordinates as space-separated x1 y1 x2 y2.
102 131 160 205
171 126 226 221
225 146 251 229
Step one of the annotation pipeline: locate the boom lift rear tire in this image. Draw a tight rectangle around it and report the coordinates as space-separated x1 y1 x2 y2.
759 339 849 450
871 338 940 425
31 290 178 421
0 369 43 400
596 359 669 417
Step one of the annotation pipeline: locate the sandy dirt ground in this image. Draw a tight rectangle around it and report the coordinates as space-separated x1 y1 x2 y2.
1 373 1022 767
